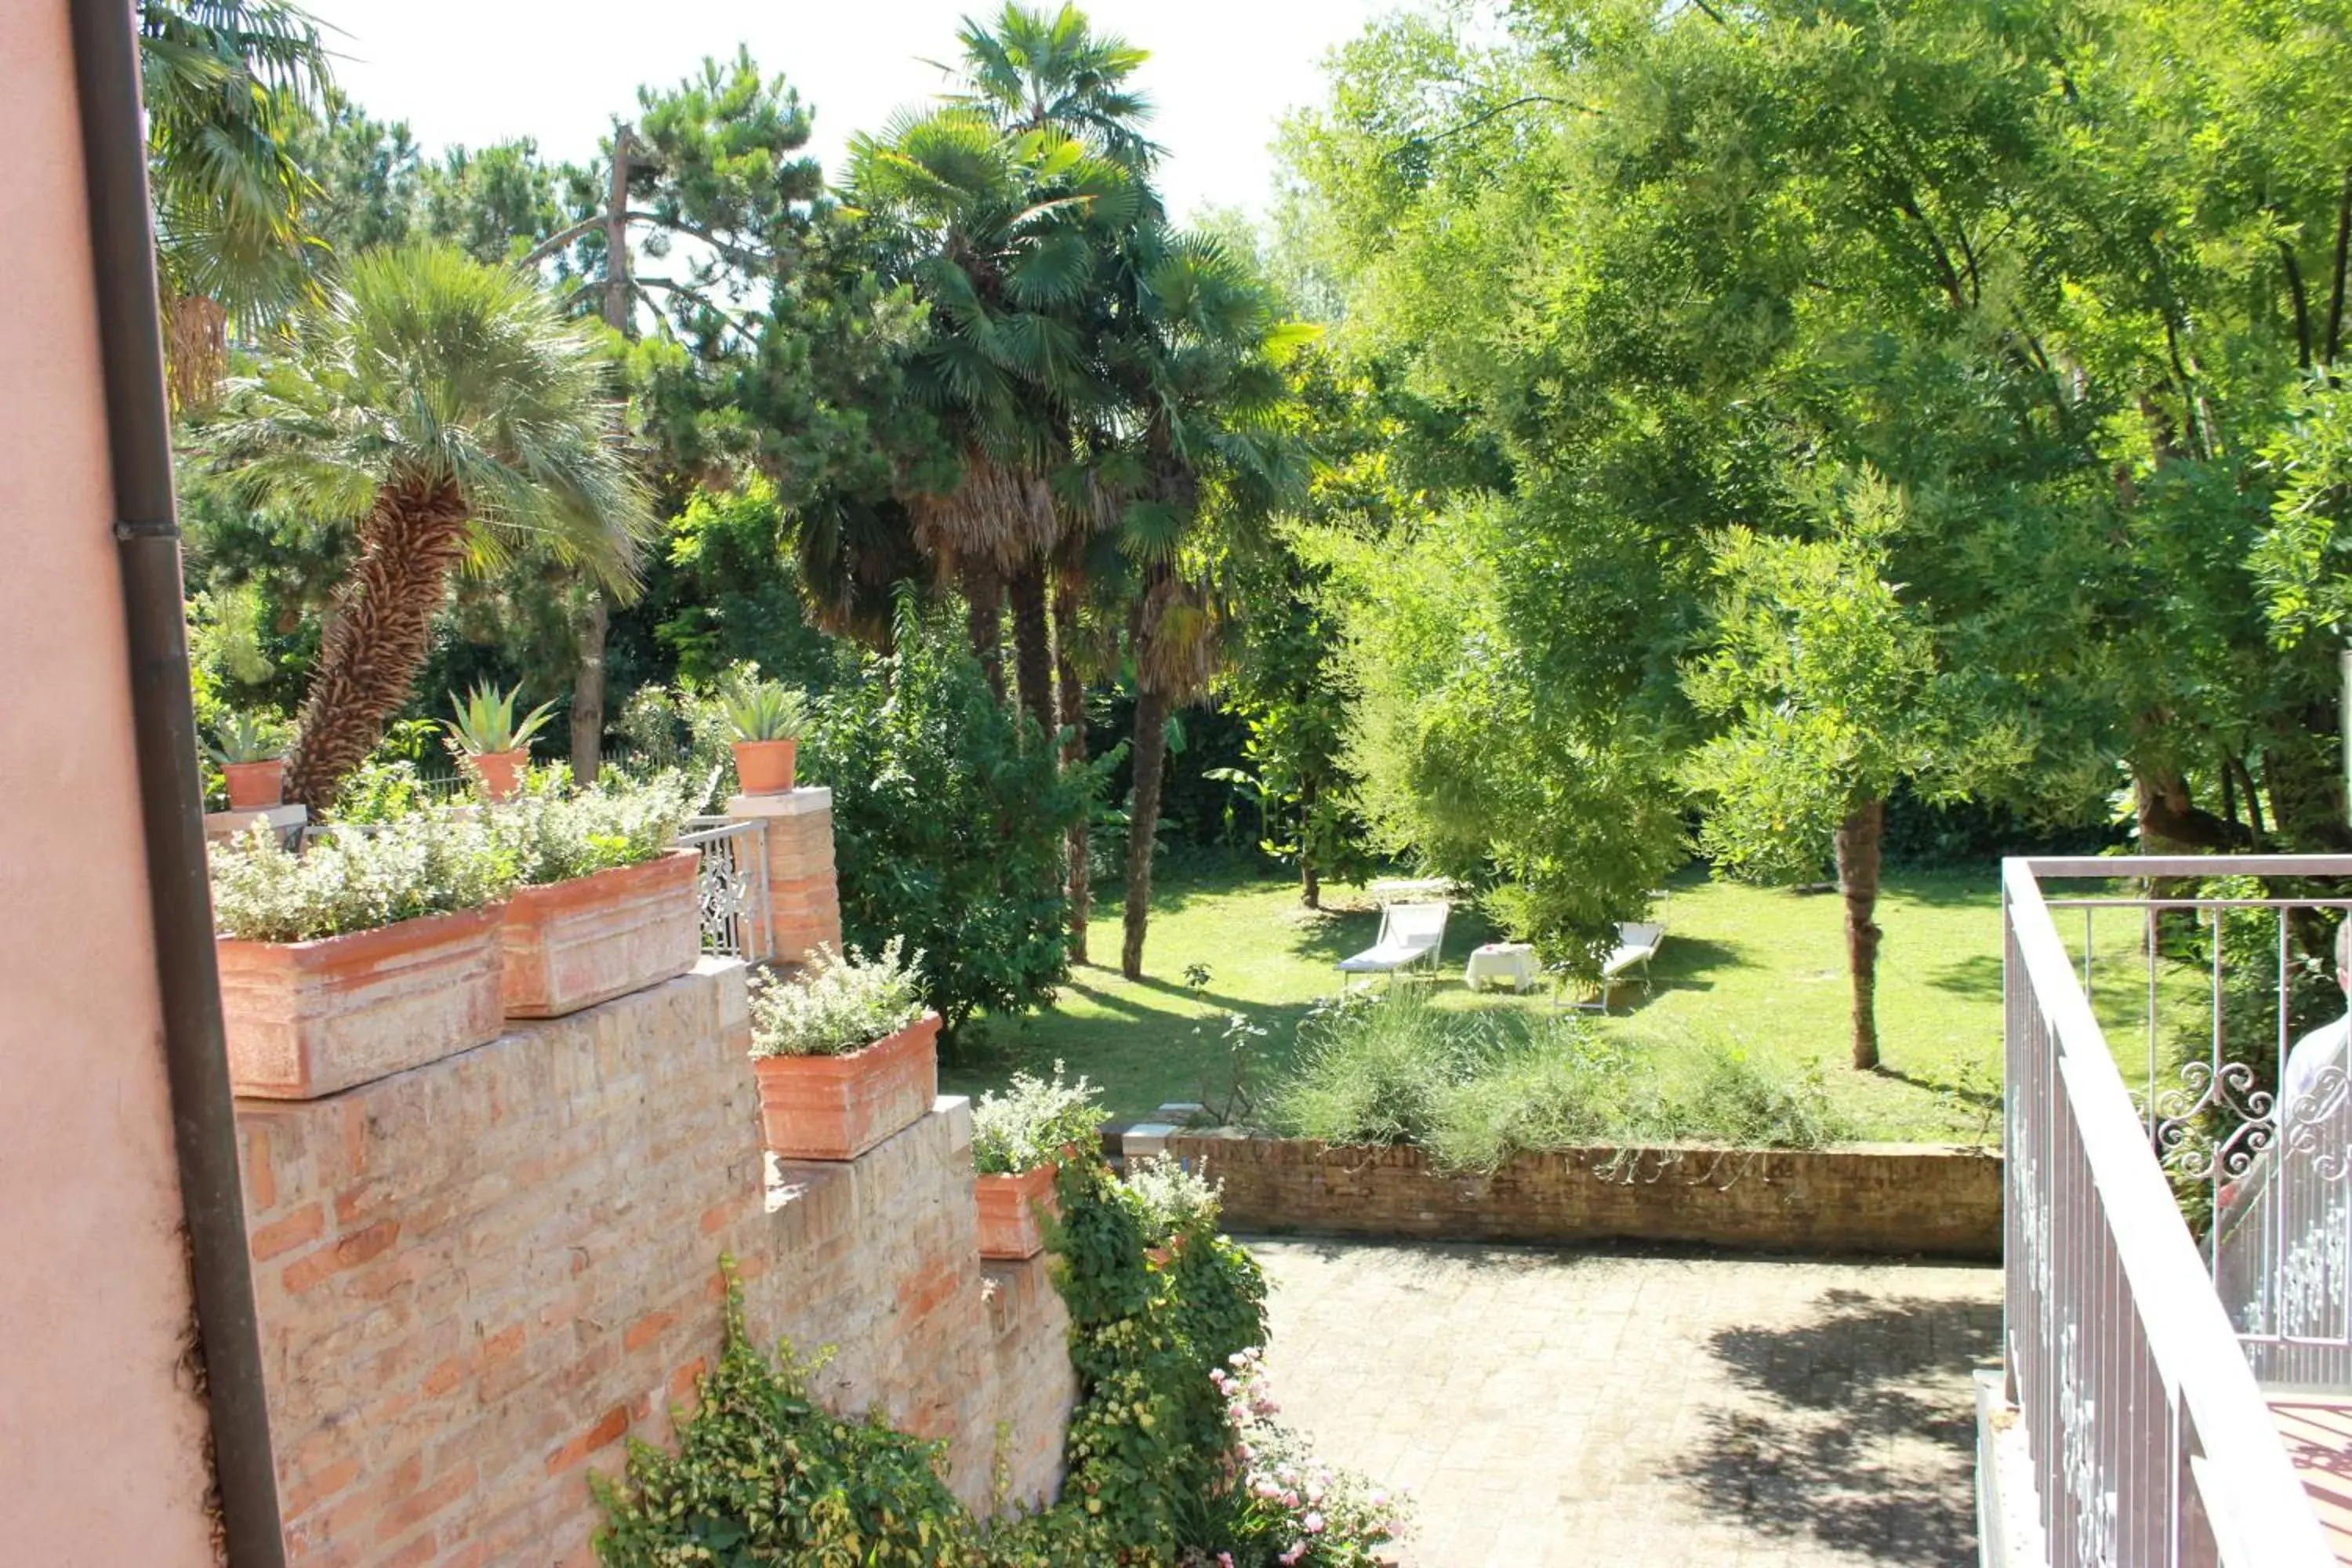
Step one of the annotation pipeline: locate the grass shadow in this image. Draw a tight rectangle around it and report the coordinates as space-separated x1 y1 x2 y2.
1926 953 2003 1002
1664 1285 1999 1566
1875 1064 2000 1115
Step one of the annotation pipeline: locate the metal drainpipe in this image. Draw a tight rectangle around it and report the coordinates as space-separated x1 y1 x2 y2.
66 2 287 1563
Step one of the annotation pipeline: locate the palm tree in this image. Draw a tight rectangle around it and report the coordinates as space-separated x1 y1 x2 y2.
205 245 655 810
1104 227 1306 978
847 104 1135 735
140 0 332 406
942 5 1162 743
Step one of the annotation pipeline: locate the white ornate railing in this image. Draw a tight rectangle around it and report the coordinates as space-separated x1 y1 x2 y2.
678 816 768 961
2004 855 2336 1568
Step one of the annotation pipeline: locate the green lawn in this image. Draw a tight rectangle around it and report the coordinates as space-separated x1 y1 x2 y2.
941 858 2013 1143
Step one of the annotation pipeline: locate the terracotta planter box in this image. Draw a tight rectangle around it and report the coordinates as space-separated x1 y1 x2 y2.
754 1011 940 1161
222 757 285 811
500 848 702 1019
732 738 797 795
975 1162 1059 1259
216 904 504 1099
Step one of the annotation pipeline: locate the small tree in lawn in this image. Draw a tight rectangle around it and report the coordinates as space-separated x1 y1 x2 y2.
1682 476 1940 1072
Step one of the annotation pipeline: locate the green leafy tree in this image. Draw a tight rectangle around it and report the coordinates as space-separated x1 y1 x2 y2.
1682 478 1954 1071
202 244 655 808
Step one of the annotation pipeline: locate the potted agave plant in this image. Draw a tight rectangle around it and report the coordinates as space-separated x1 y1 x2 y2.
207 711 291 811
445 680 557 803
209 811 515 1098
724 678 807 796
969 1063 1103 1260
488 773 701 1018
746 938 938 1160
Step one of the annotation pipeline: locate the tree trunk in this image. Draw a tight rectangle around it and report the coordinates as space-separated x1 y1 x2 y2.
1055 576 1091 964
1121 686 1172 981
2132 762 2245 852
285 481 471 811
1835 797 1886 1073
604 126 633 336
1298 773 1323 909
566 125 633 789
1007 558 1055 741
965 562 1005 701
569 593 608 787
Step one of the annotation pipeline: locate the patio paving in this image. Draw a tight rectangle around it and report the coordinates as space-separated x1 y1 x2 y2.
1248 1239 2001 1566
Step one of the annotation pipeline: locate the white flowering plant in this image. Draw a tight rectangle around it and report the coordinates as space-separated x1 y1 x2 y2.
970 1062 1104 1175
1191 1349 1407 1567
209 815 515 943
1122 1154 1224 1246
486 769 694 886
747 938 927 1058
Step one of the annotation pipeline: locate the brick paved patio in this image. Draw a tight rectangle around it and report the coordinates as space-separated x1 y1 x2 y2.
1250 1240 2000 1566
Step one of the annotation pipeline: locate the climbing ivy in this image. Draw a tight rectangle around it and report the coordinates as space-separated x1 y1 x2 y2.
592 1154 1289 1567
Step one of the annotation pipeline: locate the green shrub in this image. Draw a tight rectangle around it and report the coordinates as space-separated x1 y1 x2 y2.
592 1264 985 1566
487 771 694 886
800 613 1095 1033
209 814 514 942
747 938 927 1058
1270 991 1854 1171
971 1064 1105 1176
1628 1034 1853 1151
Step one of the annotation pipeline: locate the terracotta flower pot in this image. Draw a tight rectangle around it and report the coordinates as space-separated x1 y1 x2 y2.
731 738 797 795
754 1011 940 1161
467 747 530 802
501 848 702 1018
215 904 505 1099
974 1162 1059 1260
221 757 285 811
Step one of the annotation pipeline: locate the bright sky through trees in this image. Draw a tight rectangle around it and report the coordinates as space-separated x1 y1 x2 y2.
302 0 1388 220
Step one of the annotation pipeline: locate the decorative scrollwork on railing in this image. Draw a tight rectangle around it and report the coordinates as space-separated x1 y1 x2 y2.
2283 1064 2352 1182
2154 1061 2276 1181
677 818 768 962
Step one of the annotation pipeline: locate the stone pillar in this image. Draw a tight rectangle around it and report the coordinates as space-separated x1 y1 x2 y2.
726 786 843 966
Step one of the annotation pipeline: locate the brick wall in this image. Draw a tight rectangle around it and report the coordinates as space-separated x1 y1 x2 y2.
239 959 1073 1566
1166 1131 2002 1260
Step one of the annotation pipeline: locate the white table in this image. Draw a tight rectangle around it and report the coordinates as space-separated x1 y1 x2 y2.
1464 942 1538 993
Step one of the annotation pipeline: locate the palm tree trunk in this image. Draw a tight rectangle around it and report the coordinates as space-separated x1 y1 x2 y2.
965 562 1005 701
285 481 471 811
1055 573 1091 964
1007 559 1055 740
569 593 608 787
1122 686 1172 980
1835 797 1886 1072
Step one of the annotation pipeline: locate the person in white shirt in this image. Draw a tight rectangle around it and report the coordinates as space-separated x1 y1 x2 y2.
2278 919 2352 1129
2215 919 2350 1222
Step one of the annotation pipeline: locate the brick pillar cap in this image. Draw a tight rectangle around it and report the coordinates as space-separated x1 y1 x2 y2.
725 787 833 819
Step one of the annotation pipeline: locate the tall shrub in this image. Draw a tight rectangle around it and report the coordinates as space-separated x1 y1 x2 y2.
801 612 1094 1033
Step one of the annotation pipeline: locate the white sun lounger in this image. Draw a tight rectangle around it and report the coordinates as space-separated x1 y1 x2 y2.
1562 920 1667 1013
1338 902 1451 976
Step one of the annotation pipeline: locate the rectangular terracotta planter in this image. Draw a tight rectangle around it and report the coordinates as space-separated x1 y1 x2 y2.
500 847 702 1019
754 1011 941 1161
216 904 505 1099
974 1163 1059 1259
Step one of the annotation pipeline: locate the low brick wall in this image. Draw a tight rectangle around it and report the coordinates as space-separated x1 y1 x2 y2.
1165 1130 2002 1260
239 958 1073 1566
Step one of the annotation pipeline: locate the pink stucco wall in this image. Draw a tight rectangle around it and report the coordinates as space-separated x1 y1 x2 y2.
0 6 222 1563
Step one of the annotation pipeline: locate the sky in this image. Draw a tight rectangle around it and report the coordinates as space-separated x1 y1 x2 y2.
301 1 1396 222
